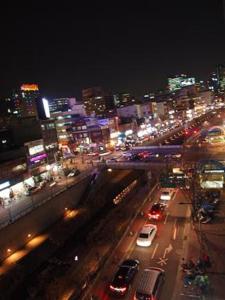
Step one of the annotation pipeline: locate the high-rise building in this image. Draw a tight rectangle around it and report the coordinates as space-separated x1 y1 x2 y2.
113 93 135 107
208 72 219 92
217 64 225 91
82 87 114 116
49 98 72 113
11 84 40 117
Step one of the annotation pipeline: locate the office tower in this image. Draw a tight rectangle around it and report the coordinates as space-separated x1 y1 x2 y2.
82 87 114 116
217 64 225 91
12 84 40 117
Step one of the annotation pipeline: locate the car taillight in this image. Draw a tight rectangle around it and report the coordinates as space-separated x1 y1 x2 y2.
109 285 127 293
120 287 127 292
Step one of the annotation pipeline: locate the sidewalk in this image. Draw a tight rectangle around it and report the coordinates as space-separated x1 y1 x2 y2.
173 217 225 300
0 166 94 229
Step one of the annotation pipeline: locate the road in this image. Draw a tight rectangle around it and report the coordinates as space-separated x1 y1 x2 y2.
87 109 225 300
90 187 191 300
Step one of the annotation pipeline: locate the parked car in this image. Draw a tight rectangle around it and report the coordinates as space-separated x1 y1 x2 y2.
67 169 80 177
109 259 139 296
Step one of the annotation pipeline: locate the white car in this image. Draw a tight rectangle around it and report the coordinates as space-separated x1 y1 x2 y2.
136 224 157 247
160 189 174 201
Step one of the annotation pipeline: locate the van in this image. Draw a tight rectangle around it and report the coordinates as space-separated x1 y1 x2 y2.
134 267 165 300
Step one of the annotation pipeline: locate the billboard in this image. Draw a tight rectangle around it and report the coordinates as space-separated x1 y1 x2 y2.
21 84 39 91
36 97 50 119
169 76 195 91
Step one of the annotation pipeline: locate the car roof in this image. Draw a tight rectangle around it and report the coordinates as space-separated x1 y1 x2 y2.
151 203 161 209
140 224 156 233
112 265 130 283
137 268 163 294
121 259 138 267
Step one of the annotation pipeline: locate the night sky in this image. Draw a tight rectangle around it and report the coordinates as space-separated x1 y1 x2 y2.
0 1 224 99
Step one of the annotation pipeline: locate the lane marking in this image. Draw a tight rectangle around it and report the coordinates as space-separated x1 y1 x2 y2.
164 212 169 224
180 293 200 298
173 219 177 240
173 226 177 240
172 188 178 201
157 257 168 266
151 243 159 259
163 243 173 258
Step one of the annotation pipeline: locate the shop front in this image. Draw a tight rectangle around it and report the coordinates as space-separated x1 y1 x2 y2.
0 177 32 207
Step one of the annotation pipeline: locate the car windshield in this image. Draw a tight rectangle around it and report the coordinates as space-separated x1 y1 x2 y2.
112 267 129 285
162 192 169 195
139 233 149 239
152 204 160 210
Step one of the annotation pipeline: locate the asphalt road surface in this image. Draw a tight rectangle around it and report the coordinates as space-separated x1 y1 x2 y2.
90 187 191 300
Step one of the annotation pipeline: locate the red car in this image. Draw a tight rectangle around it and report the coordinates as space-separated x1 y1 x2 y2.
138 151 151 160
147 203 166 220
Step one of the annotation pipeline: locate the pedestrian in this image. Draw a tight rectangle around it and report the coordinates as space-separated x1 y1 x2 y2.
194 274 209 294
9 188 14 201
202 253 211 268
196 257 206 273
187 258 195 269
183 269 194 287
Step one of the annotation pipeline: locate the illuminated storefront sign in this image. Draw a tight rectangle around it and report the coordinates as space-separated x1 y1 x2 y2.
125 130 133 136
204 169 224 173
29 144 44 156
30 153 47 163
110 131 120 139
0 181 10 191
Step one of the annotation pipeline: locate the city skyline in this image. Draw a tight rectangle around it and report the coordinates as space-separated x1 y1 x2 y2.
0 1 224 98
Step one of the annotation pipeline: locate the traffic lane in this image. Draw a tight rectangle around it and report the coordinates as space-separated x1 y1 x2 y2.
124 189 189 300
92 189 190 300
90 188 163 299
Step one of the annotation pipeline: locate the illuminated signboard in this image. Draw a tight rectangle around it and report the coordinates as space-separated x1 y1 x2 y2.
30 153 47 163
0 181 10 191
169 76 195 91
42 98 50 118
36 98 50 120
29 144 44 156
21 84 39 91
110 131 120 139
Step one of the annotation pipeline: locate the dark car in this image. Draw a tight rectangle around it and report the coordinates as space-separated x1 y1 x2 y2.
109 259 139 296
148 203 165 220
67 169 80 177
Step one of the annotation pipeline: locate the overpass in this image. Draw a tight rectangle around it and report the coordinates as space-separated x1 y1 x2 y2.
101 160 181 170
131 145 183 154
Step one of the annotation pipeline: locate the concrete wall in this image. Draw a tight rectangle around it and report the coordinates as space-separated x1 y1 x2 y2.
0 177 90 261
